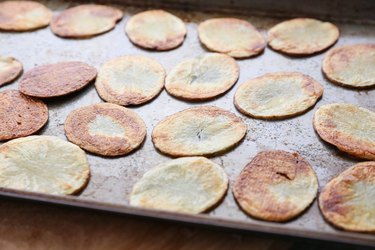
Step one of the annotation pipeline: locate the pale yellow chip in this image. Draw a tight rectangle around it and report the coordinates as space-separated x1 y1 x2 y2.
152 106 247 157
125 10 187 50
198 18 266 58
0 56 23 87
51 4 123 38
234 72 323 119
130 157 228 214
165 53 239 101
313 103 375 160
322 44 375 88
0 1 52 31
233 151 318 222
319 161 375 232
95 55 165 106
268 18 339 55
0 136 90 195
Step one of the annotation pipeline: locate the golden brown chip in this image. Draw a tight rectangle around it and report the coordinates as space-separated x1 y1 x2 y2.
152 106 247 157
268 18 339 55
0 90 48 141
64 103 146 156
19 61 97 98
125 10 187 51
165 53 239 101
50 4 123 38
322 44 375 88
0 1 52 31
0 56 23 87
95 55 165 106
233 151 318 222
313 103 375 160
198 18 266 58
0 136 90 195
130 157 228 214
319 162 375 232
234 72 323 119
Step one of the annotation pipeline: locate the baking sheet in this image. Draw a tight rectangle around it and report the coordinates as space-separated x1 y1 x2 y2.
0 0 374 246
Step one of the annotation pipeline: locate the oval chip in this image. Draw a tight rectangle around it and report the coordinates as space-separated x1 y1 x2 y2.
130 157 228 214
322 44 375 88
19 61 97 98
125 10 187 50
319 162 375 232
65 103 146 156
51 4 123 38
152 106 247 157
234 72 323 119
313 103 375 160
268 18 339 55
233 151 318 222
0 56 23 87
198 18 266 58
95 55 165 106
165 53 239 101
0 1 52 31
0 90 48 141
0 136 90 195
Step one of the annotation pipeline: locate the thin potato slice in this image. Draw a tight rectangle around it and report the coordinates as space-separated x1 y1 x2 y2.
125 10 186 50
65 103 146 156
130 157 228 214
0 1 52 31
322 44 375 88
319 162 375 232
233 151 318 222
95 55 165 106
0 90 48 141
198 18 266 58
0 56 23 87
19 61 97 98
0 136 90 195
152 106 247 157
313 103 375 160
51 4 123 38
165 53 239 101
268 18 339 55
234 72 323 119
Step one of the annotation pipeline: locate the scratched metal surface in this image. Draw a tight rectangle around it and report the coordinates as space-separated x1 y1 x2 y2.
0 0 374 245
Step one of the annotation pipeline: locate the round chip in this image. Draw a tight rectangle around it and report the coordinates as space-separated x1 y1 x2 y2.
0 90 48 141
0 56 23 87
165 53 239 101
19 61 97 98
268 18 339 55
234 72 323 119
233 151 318 222
198 18 266 58
51 4 123 38
313 103 375 160
322 44 375 88
319 162 375 232
152 106 247 157
0 1 52 31
0 135 90 195
130 157 228 214
95 55 165 106
125 10 187 51
64 103 146 156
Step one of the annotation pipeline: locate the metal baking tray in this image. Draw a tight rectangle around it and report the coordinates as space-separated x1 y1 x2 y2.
0 0 374 246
